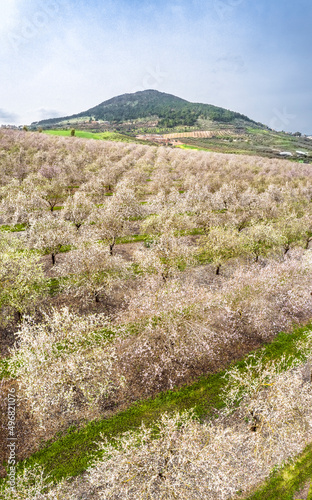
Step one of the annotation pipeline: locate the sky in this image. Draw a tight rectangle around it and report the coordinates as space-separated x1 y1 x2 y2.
0 0 311 133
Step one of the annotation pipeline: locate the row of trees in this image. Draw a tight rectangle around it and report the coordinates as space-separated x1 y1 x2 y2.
4 250 312 438
1 128 312 479
0 129 311 329
3 332 312 499
1 129 311 198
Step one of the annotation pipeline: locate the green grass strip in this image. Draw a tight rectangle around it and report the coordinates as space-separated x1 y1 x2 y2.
116 233 150 244
0 323 310 485
43 129 142 143
0 223 26 232
244 444 312 500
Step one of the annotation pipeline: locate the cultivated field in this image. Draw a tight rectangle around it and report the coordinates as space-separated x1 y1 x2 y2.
0 128 312 498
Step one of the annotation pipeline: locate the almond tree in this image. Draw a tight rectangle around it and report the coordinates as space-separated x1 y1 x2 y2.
220 251 312 341
243 222 281 262
227 187 263 232
0 182 45 227
210 182 239 211
79 162 126 202
28 214 75 265
61 191 95 230
200 226 245 274
135 233 194 282
37 176 66 212
7 308 123 429
141 210 193 237
92 184 142 255
0 464 71 500
0 236 47 323
55 242 130 304
140 188 193 235
7 172 67 214
275 216 306 255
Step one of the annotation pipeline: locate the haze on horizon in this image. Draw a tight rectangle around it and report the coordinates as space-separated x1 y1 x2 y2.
0 0 311 134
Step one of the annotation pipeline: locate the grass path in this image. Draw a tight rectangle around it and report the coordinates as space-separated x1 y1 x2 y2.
244 443 312 500
1 323 310 486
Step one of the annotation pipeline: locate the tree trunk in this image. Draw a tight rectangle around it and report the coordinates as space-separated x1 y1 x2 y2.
15 310 22 323
109 237 116 256
52 253 55 265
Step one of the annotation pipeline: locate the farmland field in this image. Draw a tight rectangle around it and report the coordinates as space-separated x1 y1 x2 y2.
43 129 141 143
0 128 312 499
178 128 312 160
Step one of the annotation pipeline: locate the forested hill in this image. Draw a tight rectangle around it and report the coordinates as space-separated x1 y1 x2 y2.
33 89 261 128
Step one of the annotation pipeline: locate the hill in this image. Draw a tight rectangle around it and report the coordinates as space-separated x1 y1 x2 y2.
31 90 312 161
32 89 260 130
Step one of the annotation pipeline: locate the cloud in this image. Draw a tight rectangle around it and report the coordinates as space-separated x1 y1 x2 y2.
0 0 311 133
0 109 19 123
0 2 21 39
36 108 63 120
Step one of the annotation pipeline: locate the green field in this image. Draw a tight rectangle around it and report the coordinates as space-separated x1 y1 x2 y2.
179 129 312 160
42 128 312 162
43 129 139 143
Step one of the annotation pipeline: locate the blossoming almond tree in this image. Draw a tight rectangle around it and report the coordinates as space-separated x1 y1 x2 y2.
0 236 47 323
15 356 312 500
91 184 142 255
200 226 245 274
242 222 281 262
0 183 46 227
135 233 195 282
28 214 76 265
36 176 66 212
7 308 124 429
61 191 95 230
275 216 307 255
55 242 130 304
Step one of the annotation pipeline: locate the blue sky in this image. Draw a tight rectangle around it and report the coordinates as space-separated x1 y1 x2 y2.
0 0 311 133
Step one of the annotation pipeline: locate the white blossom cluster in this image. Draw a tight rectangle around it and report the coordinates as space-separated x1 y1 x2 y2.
7 308 124 429
3 351 312 499
0 129 312 498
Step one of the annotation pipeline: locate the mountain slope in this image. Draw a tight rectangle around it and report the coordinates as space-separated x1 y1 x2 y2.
33 89 259 129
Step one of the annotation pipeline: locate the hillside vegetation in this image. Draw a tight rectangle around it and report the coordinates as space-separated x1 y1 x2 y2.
32 90 312 162
0 128 312 498
34 89 256 129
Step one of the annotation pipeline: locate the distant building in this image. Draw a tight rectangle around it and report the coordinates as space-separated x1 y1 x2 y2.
0 124 18 129
279 151 293 157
